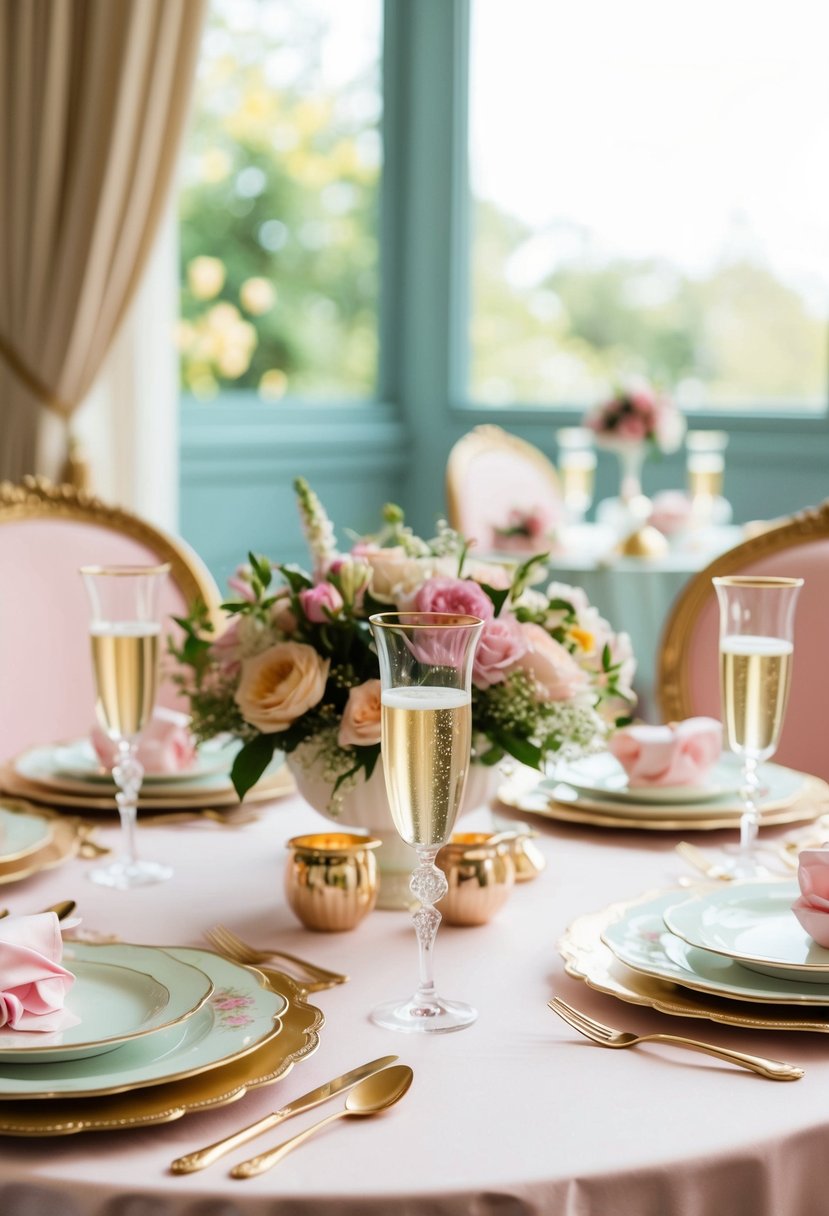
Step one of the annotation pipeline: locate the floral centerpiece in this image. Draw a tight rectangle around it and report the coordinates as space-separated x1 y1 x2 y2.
583 381 685 505
171 479 636 807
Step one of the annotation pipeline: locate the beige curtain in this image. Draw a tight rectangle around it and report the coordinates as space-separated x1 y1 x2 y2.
0 0 206 483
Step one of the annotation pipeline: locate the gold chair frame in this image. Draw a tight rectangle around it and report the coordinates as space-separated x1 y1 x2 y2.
658 500 829 722
0 476 221 623
445 424 560 532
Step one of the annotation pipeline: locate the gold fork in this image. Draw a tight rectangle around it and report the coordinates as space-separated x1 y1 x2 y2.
548 996 803 1080
204 924 349 991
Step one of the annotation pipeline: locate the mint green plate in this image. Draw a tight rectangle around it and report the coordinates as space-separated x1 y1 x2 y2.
0 945 287 1098
0 804 54 864
602 889 829 1005
0 944 213 1064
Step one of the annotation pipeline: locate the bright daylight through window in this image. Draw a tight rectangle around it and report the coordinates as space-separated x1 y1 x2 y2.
469 0 829 413
178 0 382 403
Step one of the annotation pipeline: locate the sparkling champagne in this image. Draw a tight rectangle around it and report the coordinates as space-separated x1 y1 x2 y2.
91 622 161 739
381 686 472 847
720 634 793 756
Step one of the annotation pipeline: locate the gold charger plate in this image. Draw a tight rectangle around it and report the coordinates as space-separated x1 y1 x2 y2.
498 773 829 832
0 764 295 813
559 891 829 1033
0 803 79 885
0 970 322 1136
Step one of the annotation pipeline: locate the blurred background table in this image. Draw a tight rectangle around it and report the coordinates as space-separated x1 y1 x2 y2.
542 522 744 718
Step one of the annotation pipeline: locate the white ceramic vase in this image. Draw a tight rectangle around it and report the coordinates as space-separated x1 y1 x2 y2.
288 758 497 910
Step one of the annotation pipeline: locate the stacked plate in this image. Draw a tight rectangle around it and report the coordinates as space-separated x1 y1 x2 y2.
560 880 829 1034
1 738 294 813
0 800 78 884
0 939 322 1136
498 752 828 831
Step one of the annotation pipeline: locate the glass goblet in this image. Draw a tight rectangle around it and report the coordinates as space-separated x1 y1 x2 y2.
80 564 174 889
369 611 484 1034
713 575 803 876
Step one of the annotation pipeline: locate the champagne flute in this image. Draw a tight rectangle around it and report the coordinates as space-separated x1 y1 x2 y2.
80 564 174 888
369 611 484 1034
713 575 803 876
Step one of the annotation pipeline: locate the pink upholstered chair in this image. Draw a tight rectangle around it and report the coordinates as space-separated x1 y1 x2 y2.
0 478 221 762
659 502 829 781
445 425 562 553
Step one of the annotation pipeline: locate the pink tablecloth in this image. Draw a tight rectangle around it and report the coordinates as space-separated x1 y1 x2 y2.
1 788 828 1216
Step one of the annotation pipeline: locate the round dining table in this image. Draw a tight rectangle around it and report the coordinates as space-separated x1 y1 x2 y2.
2 780 828 1216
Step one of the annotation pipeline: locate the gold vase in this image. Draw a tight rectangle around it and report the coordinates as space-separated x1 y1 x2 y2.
284 832 381 932
435 832 516 926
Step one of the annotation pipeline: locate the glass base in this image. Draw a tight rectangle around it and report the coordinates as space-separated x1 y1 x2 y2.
370 995 477 1034
88 858 174 889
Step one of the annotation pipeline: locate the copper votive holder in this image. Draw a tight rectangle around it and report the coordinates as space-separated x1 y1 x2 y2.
435 832 516 927
285 833 381 932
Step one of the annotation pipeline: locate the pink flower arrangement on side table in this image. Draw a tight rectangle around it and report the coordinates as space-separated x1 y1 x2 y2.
584 381 686 455
172 479 636 805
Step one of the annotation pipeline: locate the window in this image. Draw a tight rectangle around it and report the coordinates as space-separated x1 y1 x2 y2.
468 0 829 414
178 0 383 402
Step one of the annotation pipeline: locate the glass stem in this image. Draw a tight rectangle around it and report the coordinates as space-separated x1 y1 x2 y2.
739 754 761 857
409 846 447 1015
112 738 143 866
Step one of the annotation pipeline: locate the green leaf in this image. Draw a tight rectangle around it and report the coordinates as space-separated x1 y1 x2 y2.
548 597 576 614
248 552 273 590
479 584 510 616
602 643 612 672
493 729 542 770
276 564 314 594
230 734 278 801
475 743 505 766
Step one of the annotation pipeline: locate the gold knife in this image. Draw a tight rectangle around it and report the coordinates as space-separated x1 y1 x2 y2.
170 1054 399 1174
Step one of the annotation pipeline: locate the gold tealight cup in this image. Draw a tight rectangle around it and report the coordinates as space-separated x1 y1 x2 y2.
285 833 381 933
435 832 516 927
501 828 546 882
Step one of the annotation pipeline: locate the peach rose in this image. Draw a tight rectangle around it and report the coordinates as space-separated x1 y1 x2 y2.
234 642 329 733
517 622 589 701
338 679 382 748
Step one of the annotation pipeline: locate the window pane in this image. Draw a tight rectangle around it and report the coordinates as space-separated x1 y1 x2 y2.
179 0 382 402
469 0 829 413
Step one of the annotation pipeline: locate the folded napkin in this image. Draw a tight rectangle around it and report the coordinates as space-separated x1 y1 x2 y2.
0 913 79 1032
648 490 693 538
793 850 829 947
92 706 198 775
608 718 723 788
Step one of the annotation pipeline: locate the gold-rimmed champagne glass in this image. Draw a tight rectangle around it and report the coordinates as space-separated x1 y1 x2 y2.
369 611 484 1034
80 564 174 888
713 575 803 876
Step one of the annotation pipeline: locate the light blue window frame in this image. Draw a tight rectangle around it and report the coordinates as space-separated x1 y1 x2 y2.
180 0 829 582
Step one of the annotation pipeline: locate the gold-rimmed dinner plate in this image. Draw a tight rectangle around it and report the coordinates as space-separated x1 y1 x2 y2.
0 801 55 863
0 946 214 1064
0 945 288 1099
0 808 79 885
559 893 829 1034
0 970 322 1135
0 760 294 813
497 771 828 832
601 887 829 1005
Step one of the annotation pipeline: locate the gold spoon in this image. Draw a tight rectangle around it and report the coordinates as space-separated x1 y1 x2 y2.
0 900 76 921
230 1065 414 1178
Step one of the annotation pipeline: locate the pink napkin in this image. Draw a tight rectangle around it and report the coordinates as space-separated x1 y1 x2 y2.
92 707 198 775
648 490 693 537
0 913 79 1032
608 718 723 788
792 850 829 947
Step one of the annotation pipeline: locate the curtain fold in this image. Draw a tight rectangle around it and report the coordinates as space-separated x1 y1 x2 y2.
0 0 206 483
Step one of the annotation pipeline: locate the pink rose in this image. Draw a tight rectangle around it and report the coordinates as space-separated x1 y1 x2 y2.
234 642 329 733
338 679 382 748
414 578 494 621
299 582 344 623
473 615 527 689
793 850 829 947
517 623 589 701
270 587 298 634
92 707 198 774
208 617 242 676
